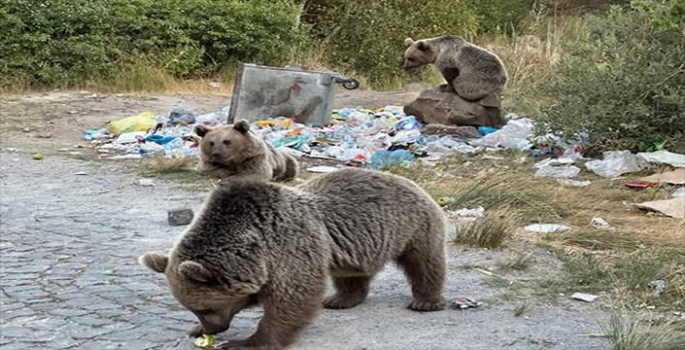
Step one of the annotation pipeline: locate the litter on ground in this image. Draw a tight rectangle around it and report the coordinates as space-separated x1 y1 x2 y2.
635 197 685 219
524 224 571 233
81 105 541 168
82 104 685 190
639 168 685 185
557 179 591 187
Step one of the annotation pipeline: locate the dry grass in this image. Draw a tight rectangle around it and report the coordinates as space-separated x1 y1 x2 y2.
0 64 236 95
139 155 199 177
603 313 685 350
454 210 517 250
394 152 685 309
499 252 535 272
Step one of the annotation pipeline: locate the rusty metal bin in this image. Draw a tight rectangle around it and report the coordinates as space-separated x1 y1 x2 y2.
227 63 359 127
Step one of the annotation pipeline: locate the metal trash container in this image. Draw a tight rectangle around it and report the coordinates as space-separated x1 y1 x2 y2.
228 63 359 127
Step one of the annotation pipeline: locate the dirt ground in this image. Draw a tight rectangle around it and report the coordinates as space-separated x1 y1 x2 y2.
0 91 611 349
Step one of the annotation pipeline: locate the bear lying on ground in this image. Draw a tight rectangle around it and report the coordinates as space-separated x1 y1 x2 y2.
139 168 447 350
194 120 298 182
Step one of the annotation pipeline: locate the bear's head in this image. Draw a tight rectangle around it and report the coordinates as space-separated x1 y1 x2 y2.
194 120 260 168
139 251 261 336
403 38 437 70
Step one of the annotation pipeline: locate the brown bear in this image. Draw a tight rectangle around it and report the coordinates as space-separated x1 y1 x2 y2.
403 35 508 102
194 120 298 183
139 168 447 350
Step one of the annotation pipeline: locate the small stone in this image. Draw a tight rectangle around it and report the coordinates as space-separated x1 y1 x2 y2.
36 134 53 139
137 179 155 187
571 292 598 303
22 127 31 133
68 110 79 114
168 208 194 226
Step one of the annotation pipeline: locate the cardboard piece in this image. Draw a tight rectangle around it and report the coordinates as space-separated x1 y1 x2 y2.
639 168 685 185
635 197 685 219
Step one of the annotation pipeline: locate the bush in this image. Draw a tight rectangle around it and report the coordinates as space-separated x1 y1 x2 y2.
0 0 305 87
467 0 532 34
531 6 685 153
305 0 479 88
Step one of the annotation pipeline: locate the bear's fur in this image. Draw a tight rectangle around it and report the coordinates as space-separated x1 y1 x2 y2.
139 168 447 350
403 35 508 102
194 120 298 182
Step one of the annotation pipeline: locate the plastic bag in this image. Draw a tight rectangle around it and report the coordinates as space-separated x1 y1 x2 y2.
637 150 685 168
168 106 196 125
534 165 581 179
367 149 414 170
195 106 229 126
672 187 685 198
469 118 534 150
107 112 157 135
585 150 647 178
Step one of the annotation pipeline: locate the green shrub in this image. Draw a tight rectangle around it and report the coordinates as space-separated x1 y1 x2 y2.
305 0 479 88
531 6 685 153
0 0 305 87
466 0 532 34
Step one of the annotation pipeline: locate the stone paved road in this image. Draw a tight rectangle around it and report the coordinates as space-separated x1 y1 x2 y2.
0 154 610 350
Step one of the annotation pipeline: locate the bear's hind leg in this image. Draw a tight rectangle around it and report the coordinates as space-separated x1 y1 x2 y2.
323 276 372 309
396 246 446 312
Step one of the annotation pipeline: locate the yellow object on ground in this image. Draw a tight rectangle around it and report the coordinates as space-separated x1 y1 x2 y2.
107 111 157 135
255 119 293 129
32 153 44 160
194 334 216 348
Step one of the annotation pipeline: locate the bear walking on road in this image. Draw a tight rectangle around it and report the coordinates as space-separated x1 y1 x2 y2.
139 168 447 350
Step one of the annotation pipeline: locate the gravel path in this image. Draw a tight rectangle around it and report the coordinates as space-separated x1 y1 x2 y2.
0 153 610 350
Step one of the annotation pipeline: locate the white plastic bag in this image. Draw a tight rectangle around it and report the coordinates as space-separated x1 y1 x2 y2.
585 150 646 178
535 165 581 179
470 118 534 150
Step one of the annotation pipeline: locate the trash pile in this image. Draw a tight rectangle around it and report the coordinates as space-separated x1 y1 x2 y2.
83 104 685 215
82 105 512 168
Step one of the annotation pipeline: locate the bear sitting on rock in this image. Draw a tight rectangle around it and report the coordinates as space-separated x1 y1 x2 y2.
194 120 298 183
402 35 508 133
139 168 447 350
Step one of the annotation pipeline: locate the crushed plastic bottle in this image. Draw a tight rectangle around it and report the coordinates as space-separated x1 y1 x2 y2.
367 149 414 170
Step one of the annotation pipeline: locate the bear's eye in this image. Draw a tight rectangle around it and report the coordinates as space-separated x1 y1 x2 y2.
222 140 231 146
209 141 215 147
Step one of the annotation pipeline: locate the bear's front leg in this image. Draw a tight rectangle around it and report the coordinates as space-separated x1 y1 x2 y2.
218 278 326 350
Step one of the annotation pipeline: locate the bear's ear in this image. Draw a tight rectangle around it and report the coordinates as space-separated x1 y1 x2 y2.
404 38 415 47
178 260 214 283
139 252 169 273
194 125 211 138
233 120 250 134
416 41 429 51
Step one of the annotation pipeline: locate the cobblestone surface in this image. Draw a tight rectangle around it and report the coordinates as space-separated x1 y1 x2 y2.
1 155 609 350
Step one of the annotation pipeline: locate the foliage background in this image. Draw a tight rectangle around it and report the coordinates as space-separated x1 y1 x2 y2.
1 0 683 152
